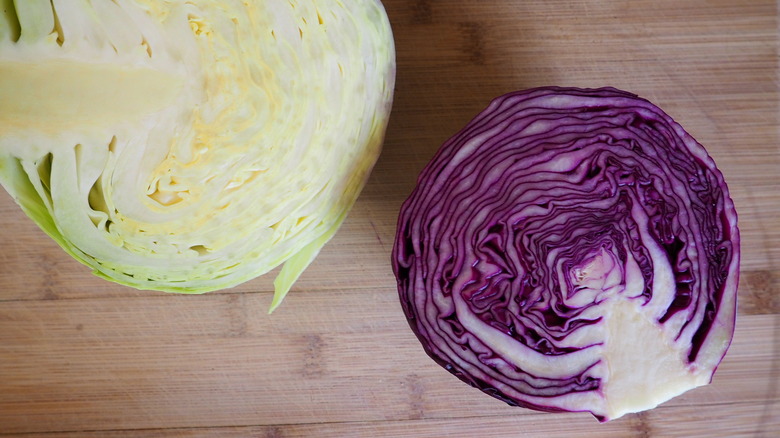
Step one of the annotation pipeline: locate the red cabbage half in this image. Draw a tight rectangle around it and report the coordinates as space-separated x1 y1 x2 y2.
392 87 739 421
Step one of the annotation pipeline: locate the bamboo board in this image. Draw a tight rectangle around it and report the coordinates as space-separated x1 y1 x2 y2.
1 1 778 436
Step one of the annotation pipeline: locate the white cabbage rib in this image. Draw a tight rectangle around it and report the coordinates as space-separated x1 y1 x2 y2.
0 0 395 310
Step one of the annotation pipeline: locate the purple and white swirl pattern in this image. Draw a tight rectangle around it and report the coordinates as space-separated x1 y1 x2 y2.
392 87 739 421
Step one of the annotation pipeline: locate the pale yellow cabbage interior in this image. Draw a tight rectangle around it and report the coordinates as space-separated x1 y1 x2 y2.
0 0 395 311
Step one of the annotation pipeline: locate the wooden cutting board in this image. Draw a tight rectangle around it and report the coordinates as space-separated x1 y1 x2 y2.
1 1 777 436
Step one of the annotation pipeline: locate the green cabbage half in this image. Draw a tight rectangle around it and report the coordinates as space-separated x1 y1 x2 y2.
0 0 395 311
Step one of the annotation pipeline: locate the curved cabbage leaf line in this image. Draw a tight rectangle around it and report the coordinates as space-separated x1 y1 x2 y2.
0 0 395 309
393 87 738 420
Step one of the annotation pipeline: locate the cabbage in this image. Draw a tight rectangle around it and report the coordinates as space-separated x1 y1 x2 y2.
0 0 395 310
392 87 739 421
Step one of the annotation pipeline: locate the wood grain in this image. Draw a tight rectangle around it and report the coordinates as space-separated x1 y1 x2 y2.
1 0 777 436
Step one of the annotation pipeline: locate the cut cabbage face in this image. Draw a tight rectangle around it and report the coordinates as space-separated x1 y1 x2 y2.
393 87 738 421
0 0 395 310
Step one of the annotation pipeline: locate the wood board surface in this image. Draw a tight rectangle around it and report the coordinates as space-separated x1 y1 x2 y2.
1 0 778 436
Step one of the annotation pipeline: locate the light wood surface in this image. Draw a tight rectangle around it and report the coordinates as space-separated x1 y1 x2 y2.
1 1 778 436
